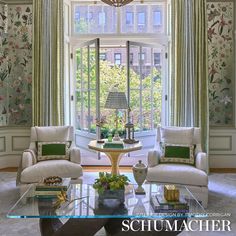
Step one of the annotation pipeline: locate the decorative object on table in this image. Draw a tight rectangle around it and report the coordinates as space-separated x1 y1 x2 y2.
107 132 113 142
53 191 88 209
93 172 129 206
34 177 71 199
150 195 189 213
103 141 124 149
164 185 180 201
104 90 128 141
101 0 133 7
132 196 147 216
95 116 107 143
132 160 147 195
123 121 139 144
43 176 62 185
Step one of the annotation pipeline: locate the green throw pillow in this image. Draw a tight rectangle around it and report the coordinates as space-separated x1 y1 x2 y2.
37 142 70 161
160 143 195 166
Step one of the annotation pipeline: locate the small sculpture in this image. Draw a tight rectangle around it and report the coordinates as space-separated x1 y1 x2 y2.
132 160 147 195
124 122 138 144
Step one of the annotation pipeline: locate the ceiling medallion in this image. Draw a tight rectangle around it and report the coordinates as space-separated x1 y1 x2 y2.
101 0 134 7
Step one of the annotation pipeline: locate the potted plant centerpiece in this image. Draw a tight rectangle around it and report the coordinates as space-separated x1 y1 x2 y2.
93 172 129 206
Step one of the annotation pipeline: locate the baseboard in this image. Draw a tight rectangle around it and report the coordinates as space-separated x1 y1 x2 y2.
210 168 236 173
1 166 236 173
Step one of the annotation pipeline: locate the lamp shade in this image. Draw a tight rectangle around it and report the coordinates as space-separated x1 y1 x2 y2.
101 0 133 7
105 92 128 109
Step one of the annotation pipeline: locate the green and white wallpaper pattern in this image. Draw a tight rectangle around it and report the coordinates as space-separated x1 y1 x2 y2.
0 2 235 127
207 2 234 126
0 4 32 126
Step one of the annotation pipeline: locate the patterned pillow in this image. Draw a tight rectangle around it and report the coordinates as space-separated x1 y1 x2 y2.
37 142 70 161
159 143 195 166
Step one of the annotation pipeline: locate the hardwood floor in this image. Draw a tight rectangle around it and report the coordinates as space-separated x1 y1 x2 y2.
0 166 133 173
0 167 235 173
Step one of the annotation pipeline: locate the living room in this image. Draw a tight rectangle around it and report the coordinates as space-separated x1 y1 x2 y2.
0 0 235 235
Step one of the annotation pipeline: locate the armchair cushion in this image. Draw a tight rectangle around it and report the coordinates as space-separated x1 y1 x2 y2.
20 160 83 183
160 127 194 145
146 164 208 187
159 143 195 166
37 141 70 161
35 126 71 142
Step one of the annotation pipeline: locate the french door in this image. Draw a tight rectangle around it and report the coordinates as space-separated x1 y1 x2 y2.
74 39 165 154
75 38 101 141
127 41 163 134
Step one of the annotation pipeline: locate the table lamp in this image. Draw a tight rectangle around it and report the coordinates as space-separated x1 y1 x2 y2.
105 91 128 141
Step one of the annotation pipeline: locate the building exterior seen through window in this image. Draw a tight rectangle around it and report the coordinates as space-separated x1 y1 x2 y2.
73 3 165 34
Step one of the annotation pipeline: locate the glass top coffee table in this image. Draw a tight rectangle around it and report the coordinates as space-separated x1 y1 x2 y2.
8 183 207 236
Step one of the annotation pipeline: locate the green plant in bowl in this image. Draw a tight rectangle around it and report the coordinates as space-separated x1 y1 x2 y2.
93 172 129 194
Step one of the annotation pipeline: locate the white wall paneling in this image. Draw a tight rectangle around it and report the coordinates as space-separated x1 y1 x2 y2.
209 129 236 168
0 127 30 168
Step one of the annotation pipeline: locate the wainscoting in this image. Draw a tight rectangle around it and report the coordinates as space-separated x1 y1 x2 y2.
1 127 236 169
209 128 236 168
0 127 31 168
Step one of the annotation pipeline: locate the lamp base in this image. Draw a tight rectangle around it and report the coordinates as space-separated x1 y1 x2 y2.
123 139 139 144
112 133 121 141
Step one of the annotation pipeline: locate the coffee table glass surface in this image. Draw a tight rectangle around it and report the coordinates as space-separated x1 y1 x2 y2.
7 183 207 219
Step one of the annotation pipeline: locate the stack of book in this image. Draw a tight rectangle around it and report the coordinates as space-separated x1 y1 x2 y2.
150 194 189 213
34 178 70 199
103 141 124 149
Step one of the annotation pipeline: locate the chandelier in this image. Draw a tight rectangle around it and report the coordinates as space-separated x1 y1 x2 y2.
101 0 134 7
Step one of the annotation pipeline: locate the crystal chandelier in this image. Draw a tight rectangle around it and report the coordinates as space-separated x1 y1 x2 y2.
101 0 134 7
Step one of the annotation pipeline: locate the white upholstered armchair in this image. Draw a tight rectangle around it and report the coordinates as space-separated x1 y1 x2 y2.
17 126 83 184
146 127 208 208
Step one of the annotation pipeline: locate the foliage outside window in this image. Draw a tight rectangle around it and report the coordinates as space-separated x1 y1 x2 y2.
76 49 162 135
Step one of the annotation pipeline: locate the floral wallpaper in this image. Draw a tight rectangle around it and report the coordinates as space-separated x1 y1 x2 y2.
0 4 32 126
207 2 234 126
0 4 8 126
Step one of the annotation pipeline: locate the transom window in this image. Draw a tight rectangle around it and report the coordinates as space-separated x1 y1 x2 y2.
73 1 167 35
126 12 134 25
153 10 162 26
138 12 145 26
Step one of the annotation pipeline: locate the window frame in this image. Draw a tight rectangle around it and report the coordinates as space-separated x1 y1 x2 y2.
154 52 161 65
153 10 162 26
71 0 169 38
137 12 146 26
114 53 122 65
126 11 134 25
100 52 107 61
98 11 106 26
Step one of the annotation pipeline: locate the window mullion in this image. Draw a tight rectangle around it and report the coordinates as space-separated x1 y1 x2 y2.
117 7 121 34
87 46 91 132
150 47 154 129
139 46 143 131
80 48 84 130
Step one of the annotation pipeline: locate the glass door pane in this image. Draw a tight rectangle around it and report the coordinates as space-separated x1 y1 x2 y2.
75 39 100 137
127 41 163 133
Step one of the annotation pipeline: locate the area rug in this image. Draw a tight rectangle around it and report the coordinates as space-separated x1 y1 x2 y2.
0 172 236 236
